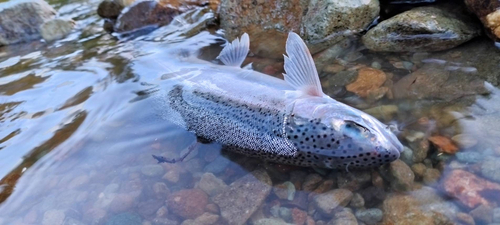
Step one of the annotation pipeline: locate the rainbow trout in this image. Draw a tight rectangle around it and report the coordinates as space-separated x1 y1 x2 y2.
154 32 403 169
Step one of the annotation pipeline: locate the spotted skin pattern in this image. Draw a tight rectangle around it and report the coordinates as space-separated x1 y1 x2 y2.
168 85 399 170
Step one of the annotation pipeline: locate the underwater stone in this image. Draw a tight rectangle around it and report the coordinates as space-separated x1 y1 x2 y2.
167 189 208 219
105 212 142 225
196 172 228 197
456 152 483 164
313 189 353 216
212 169 272 225
481 157 500 183
40 18 75 42
141 164 165 177
273 181 296 200
355 208 383 225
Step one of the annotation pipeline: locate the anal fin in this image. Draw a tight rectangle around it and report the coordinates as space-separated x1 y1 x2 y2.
217 33 250 67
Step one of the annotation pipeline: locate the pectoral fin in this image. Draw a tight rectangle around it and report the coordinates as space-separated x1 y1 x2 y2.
283 32 324 97
217 33 250 67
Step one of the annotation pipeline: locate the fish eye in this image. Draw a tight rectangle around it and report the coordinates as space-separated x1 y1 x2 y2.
344 120 370 132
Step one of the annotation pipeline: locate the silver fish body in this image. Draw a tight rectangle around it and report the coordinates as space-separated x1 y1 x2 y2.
156 33 403 169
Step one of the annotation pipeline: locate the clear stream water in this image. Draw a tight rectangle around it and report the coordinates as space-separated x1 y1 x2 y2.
1 0 500 224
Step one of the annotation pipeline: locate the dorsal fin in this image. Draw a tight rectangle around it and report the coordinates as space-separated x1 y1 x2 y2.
217 33 250 67
283 32 324 97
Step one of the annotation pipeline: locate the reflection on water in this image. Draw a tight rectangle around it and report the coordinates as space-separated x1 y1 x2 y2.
1 0 500 225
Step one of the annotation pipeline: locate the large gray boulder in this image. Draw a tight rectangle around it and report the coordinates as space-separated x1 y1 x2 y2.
362 6 481 52
0 0 56 45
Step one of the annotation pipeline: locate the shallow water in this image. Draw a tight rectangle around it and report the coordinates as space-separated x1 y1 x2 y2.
2 0 500 225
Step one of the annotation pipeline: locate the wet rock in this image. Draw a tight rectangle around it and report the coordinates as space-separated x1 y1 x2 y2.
83 208 107 225
42 210 65 225
451 134 478 149
64 217 86 225
196 172 228 197
371 171 384 188
279 207 292 222
362 6 481 52
363 105 398 121
411 163 426 179
142 164 165 177
469 205 493 224
349 193 365 208
442 169 500 209
110 193 135 213
408 138 429 163
399 147 414 166
40 18 75 41
456 212 475 225
428 136 459 154
153 182 170 200
98 0 124 19
181 212 220 225
337 171 371 191
273 181 296 201
253 218 291 225
152 217 179 225
422 168 441 185
289 171 307 191
382 188 457 225
481 157 500 183
167 189 208 219
327 208 357 225
313 189 353 216
456 152 483 164
393 65 487 101
355 208 383 225
219 0 379 59
291 208 307 225
0 0 56 45
138 200 164 218
68 174 90 189
115 0 181 33
380 159 415 192
302 173 323 192
204 156 230 174
464 0 500 41
106 212 142 225
494 207 500 223
346 67 387 98
212 169 272 225
156 206 169 218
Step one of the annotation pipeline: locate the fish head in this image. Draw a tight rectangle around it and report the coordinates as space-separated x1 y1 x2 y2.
286 96 403 169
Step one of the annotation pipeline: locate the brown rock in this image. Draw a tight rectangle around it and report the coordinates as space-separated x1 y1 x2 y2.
167 189 208 219
464 0 500 40
97 0 124 19
393 65 487 101
291 208 308 225
212 169 272 225
428 136 459 154
382 188 456 225
346 67 387 98
115 0 181 32
218 0 379 58
380 159 415 192
422 168 441 185
302 173 323 192
441 169 500 209
313 189 353 216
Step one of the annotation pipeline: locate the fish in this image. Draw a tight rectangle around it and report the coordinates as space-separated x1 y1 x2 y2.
153 32 404 170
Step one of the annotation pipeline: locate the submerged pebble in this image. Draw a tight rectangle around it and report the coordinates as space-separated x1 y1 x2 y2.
355 208 383 224
313 189 353 216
